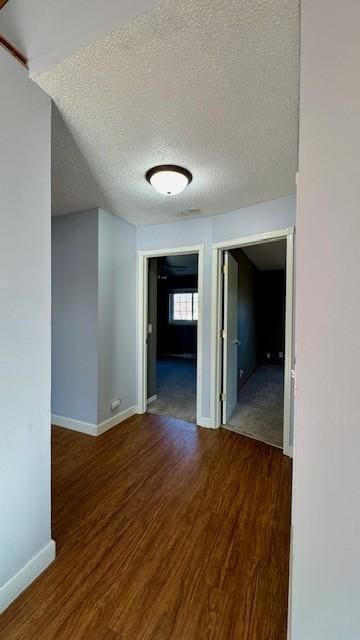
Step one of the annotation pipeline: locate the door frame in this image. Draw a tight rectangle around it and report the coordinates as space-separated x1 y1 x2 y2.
221 250 239 424
137 245 205 426
210 227 295 456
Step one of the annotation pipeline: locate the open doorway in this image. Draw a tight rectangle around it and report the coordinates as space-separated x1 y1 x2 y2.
211 229 294 455
137 245 204 426
147 254 198 423
222 241 286 448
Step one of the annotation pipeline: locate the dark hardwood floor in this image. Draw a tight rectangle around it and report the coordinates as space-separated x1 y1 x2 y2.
0 413 292 639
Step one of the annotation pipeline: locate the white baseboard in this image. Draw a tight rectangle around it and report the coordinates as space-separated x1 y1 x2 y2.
97 405 138 435
52 405 138 437
0 539 56 614
197 417 215 429
51 414 98 436
146 394 157 406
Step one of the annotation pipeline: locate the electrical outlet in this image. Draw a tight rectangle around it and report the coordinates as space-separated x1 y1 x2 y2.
266 352 271 359
111 399 121 411
240 369 245 378
279 351 284 359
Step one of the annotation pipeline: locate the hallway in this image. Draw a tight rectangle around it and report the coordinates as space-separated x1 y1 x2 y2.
0 414 291 640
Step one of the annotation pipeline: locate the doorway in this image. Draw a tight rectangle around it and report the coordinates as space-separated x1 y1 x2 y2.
137 245 204 426
211 228 294 455
147 254 198 423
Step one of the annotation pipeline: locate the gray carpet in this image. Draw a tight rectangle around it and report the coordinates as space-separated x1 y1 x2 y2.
147 357 197 423
225 365 284 448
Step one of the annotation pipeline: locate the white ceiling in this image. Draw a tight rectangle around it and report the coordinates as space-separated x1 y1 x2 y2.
1 0 299 227
242 240 286 271
0 0 160 73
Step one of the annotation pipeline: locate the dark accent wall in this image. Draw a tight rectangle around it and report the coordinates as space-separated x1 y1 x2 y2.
157 274 198 358
230 249 286 387
256 270 285 365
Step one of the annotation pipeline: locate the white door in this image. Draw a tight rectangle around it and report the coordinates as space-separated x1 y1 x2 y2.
222 251 239 424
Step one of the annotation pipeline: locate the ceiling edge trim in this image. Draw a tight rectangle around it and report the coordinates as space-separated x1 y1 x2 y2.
0 34 28 67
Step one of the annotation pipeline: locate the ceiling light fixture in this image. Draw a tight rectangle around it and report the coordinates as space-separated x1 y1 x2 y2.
146 165 192 196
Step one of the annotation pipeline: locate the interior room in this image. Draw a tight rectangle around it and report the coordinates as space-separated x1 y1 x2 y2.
1 1 360 639
223 241 286 448
147 254 198 423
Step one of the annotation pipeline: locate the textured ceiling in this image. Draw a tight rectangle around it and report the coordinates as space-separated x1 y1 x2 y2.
33 0 300 226
242 240 286 271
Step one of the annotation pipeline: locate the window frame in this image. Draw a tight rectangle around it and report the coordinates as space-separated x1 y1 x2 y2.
168 288 198 325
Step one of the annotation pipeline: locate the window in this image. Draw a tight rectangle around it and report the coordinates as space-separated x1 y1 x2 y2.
169 291 198 323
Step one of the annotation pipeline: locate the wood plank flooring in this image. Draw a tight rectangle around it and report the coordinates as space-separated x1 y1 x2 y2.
0 413 292 640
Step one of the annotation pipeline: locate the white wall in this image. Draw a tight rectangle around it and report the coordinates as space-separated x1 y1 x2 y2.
0 50 54 610
98 209 137 423
52 210 99 424
0 0 159 73
137 195 296 419
291 2 360 638
51 208 137 428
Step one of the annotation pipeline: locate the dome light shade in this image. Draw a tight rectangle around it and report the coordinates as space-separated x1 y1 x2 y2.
146 165 192 196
